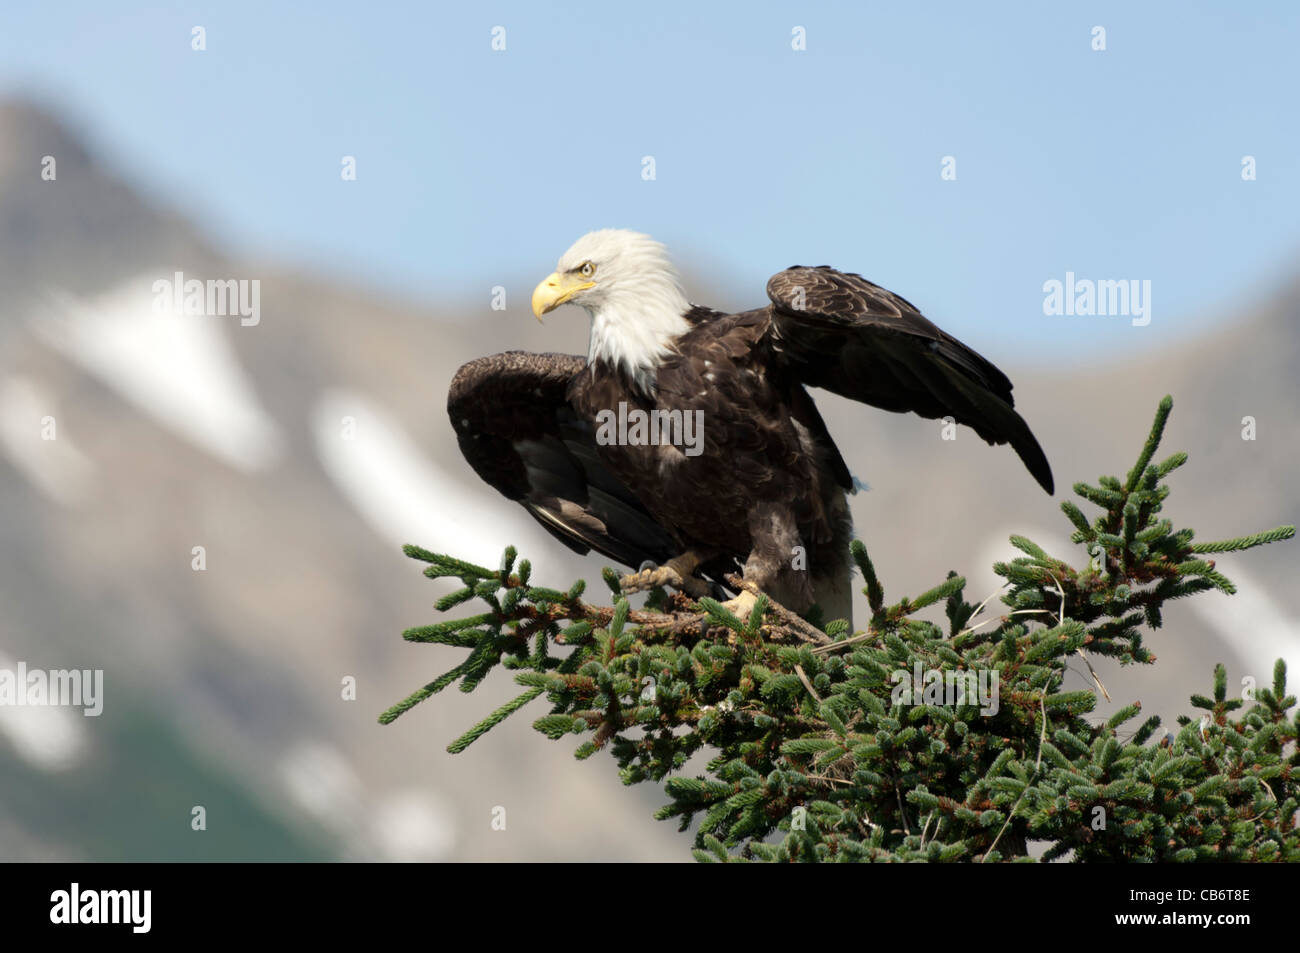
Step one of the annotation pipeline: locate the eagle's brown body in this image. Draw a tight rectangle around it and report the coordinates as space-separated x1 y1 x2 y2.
567 306 854 614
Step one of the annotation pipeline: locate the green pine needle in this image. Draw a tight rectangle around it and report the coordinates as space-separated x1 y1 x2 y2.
447 686 544 753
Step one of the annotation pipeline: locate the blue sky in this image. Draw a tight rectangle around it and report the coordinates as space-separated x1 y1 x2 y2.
2 1 1297 358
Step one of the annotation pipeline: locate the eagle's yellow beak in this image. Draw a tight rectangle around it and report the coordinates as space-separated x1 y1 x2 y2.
531 272 595 321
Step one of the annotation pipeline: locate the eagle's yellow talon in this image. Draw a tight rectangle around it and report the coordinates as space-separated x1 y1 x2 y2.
619 551 714 597
619 564 683 593
717 589 759 622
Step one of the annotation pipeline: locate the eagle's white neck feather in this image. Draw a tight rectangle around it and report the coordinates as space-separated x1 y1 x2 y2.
554 229 691 394
587 277 690 392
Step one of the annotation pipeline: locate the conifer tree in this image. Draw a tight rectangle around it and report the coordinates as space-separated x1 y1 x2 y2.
382 397 1298 861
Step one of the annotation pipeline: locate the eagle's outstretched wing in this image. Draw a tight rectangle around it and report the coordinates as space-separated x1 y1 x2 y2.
765 266 1054 493
447 351 682 568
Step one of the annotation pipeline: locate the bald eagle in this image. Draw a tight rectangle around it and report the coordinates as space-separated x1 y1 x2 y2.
449 230 1053 625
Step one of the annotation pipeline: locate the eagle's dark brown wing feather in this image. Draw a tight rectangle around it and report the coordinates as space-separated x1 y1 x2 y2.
766 266 1054 493
448 351 680 568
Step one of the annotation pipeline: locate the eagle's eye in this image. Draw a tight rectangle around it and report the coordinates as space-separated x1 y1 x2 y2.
578 261 595 278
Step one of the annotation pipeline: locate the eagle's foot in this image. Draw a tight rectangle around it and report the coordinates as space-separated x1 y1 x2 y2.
620 552 711 598
620 564 684 594
716 589 759 622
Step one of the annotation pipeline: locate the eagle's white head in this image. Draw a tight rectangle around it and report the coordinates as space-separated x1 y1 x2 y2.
531 229 691 391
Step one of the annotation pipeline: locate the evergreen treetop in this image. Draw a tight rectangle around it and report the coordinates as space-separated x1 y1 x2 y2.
383 397 1297 862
